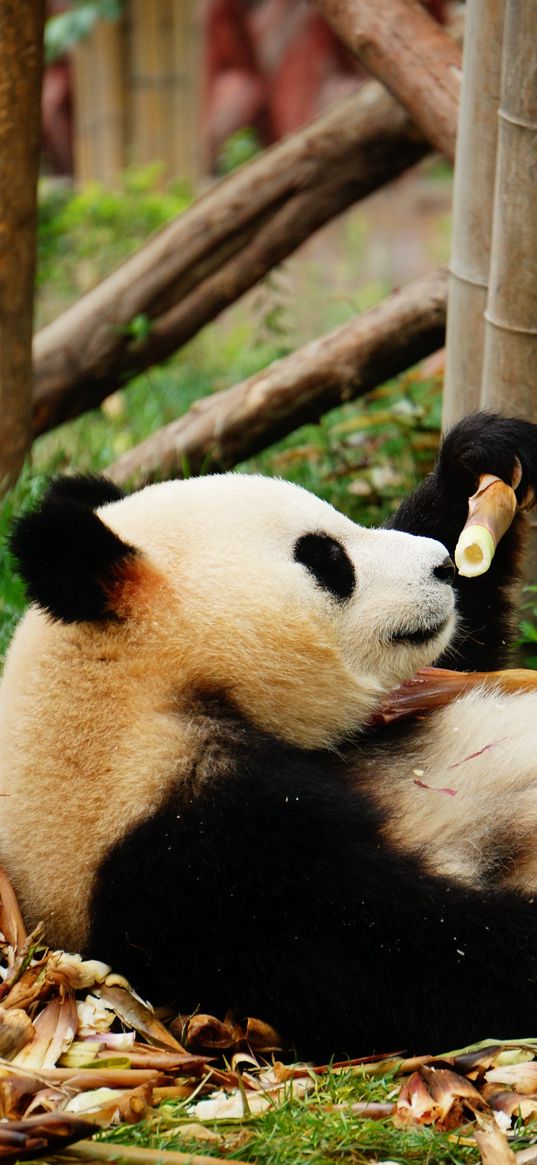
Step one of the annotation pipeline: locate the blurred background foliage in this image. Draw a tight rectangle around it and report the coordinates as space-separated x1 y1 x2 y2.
45 0 125 63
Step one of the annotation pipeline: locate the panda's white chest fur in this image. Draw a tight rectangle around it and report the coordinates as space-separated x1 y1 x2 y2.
367 687 537 892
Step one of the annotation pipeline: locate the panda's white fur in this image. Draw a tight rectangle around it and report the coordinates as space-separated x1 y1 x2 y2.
355 687 537 889
3 412 537 1058
0 474 454 951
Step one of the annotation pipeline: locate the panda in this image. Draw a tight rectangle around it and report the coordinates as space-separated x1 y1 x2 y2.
2 411 537 1061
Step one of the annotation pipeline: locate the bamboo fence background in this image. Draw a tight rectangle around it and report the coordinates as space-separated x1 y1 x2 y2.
72 0 200 186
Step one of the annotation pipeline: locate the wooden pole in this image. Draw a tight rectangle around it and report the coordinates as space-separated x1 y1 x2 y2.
315 0 461 162
0 0 45 494
107 268 447 487
442 0 504 428
32 82 432 437
480 1 537 417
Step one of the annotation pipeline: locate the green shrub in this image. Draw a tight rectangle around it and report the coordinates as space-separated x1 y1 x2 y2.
37 167 191 327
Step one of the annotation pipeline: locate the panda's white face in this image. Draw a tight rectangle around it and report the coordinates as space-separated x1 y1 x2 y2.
96 474 457 747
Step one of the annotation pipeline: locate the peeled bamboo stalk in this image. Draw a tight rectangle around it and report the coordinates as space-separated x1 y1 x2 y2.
443 0 504 427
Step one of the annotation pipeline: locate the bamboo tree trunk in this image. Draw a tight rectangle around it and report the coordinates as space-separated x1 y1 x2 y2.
480 1 537 417
480 1 537 588
0 0 45 494
107 268 447 487
443 0 504 428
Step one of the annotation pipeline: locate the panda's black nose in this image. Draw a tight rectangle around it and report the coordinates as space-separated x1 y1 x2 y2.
433 556 456 585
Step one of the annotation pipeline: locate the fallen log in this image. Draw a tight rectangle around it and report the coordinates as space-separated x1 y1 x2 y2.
316 0 461 162
32 81 432 437
108 267 447 486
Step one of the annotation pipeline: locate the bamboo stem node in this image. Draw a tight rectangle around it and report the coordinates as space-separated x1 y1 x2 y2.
498 108 537 132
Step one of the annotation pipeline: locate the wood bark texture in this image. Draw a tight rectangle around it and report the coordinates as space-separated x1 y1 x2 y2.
443 0 504 428
0 0 45 493
481 0 537 417
32 81 432 437
108 268 447 487
315 0 461 162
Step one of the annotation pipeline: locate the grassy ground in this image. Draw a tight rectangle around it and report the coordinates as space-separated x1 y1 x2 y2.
98 1065 481 1165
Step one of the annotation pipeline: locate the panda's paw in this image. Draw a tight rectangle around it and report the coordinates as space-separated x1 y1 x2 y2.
438 412 537 506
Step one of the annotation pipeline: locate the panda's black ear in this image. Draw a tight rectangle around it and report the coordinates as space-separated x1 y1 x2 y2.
42 473 125 510
10 484 136 624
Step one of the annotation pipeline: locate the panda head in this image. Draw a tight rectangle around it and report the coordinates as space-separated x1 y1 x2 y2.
7 473 456 749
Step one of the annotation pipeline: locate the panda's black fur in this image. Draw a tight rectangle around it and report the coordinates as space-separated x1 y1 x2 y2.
90 706 537 1059
4 413 537 1061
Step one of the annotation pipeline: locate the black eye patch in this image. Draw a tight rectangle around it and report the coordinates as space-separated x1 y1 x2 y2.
293 533 355 601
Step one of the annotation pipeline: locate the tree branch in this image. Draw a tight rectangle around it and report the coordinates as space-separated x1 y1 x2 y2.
108 268 447 487
315 0 461 162
32 81 431 437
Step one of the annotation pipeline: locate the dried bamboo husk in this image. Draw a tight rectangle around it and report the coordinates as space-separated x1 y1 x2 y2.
481 2 537 415
443 0 504 427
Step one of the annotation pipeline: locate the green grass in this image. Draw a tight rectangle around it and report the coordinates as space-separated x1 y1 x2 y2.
37 166 191 328
98 1066 480 1165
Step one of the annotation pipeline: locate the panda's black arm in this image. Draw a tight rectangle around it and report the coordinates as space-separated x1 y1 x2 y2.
389 413 537 670
88 721 537 1061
